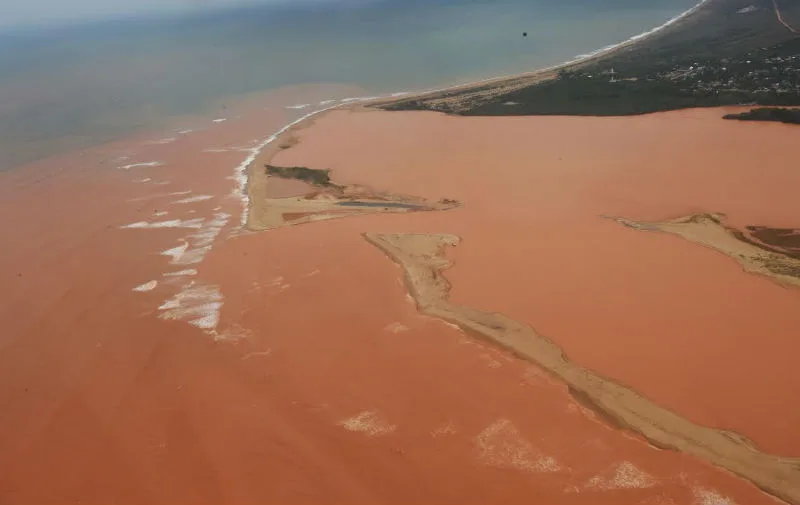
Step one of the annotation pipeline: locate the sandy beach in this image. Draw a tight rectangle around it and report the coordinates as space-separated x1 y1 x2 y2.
2 1 799 499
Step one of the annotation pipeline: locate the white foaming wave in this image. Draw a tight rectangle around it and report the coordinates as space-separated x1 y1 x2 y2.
389 0 710 101
177 128 195 135
157 212 231 266
172 195 214 205
340 96 380 103
286 103 311 110
133 280 158 292
318 99 336 105
212 118 227 123
230 90 427 227
162 242 189 262
627 0 710 42
158 282 223 331
120 218 205 229
153 211 169 217
230 103 345 226
177 212 230 265
164 269 198 277
148 137 176 145
120 161 163 170
134 178 151 183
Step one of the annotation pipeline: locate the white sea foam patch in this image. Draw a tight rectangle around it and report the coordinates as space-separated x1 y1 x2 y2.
133 280 158 292
120 218 204 229
148 137 176 145
286 103 310 110
172 195 214 205
212 118 227 123
163 269 198 277
153 211 169 217
693 488 735 505
134 178 152 183
158 282 223 331
161 242 189 262
120 161 163 170
585 462 655 490
318 99 336 105
177 128 195 135
159 212 231 265
338 411 396 437
475 419 560 473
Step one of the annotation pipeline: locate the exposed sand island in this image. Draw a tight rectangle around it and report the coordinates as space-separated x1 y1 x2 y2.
610 213 800 289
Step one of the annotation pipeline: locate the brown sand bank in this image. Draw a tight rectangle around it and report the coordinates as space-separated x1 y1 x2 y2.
196 212 781 505
268 106 800 463
364 232 799 504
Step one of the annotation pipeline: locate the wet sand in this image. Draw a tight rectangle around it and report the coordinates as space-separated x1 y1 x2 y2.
2 92 797 504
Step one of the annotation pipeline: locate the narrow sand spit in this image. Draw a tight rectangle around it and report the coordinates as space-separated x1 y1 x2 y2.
364 232 800 505
609 213 800 288
198 206 780 505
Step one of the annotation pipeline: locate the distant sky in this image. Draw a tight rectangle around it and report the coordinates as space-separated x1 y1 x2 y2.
0 0 364 29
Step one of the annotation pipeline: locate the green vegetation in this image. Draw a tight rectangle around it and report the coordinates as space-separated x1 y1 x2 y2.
382 0 800 117
723 107 800 124
464 37 800 116
265 164 335 187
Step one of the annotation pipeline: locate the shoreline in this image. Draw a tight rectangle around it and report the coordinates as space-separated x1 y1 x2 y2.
264 106 800 504
365 0 711 107
235 0 710 229
3 2 799 503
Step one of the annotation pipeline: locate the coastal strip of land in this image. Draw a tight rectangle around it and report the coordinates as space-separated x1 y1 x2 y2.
377 0 800 116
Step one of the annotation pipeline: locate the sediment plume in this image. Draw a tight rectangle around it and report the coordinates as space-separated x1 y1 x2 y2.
364 232 800 505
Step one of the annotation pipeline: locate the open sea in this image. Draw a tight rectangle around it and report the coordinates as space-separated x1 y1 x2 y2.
0 0 698 171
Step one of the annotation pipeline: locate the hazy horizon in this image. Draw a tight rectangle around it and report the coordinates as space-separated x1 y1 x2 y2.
0 0 698 170
0 0 382 31
0 0 696 31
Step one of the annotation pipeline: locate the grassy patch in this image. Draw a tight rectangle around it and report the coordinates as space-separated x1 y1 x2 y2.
265 164 335 187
